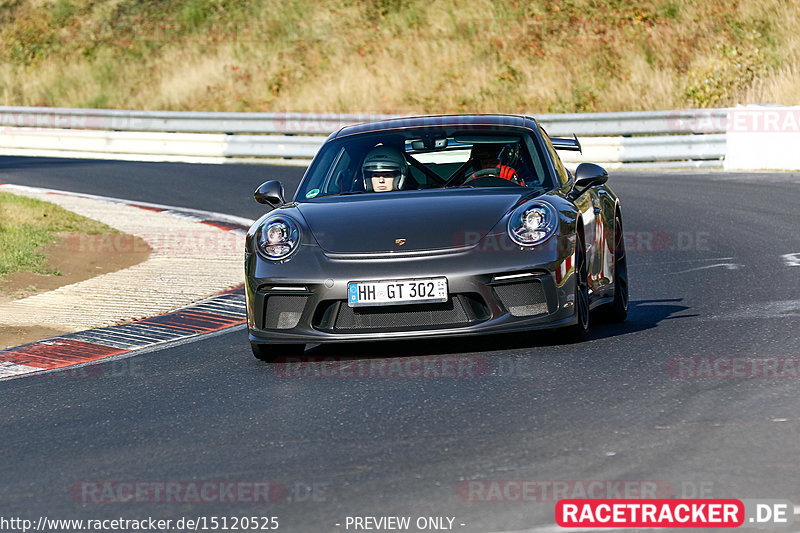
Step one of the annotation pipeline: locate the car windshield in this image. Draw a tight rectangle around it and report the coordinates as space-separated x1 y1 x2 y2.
295 127 555 201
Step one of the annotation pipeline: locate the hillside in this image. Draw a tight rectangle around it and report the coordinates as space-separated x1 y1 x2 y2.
1 0 798 113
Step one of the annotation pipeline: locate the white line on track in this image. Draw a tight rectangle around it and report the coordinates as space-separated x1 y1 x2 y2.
633 257 735 266
781 253 800 267
668 262 745 274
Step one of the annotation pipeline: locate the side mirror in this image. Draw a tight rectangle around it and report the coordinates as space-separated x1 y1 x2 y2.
254 180 286 207
572 163 608 194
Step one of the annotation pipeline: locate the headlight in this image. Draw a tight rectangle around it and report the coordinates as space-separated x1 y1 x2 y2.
508 200 558 246
257 216 300 260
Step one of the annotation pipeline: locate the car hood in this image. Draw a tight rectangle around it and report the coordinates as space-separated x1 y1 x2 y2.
295 189 536 254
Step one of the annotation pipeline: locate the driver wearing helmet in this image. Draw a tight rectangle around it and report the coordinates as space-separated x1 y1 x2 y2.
466 143 524 185
362 146 408 193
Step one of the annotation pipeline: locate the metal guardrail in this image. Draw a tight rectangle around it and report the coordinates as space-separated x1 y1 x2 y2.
0 129 326 163
0 106 727 136
539 109 727 136
0 107 384 135
0 106 730 167
576 134 726 162
0 129 726 165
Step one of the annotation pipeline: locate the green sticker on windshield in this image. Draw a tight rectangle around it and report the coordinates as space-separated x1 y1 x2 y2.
305 188 320 199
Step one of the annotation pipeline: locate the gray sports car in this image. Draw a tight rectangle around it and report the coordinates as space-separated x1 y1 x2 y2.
245 115 628 361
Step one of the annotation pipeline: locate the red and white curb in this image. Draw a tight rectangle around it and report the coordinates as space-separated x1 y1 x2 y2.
0 286 246 379
0 184 256 379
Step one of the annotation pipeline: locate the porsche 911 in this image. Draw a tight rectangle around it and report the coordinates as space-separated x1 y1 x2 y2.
245 114 628 360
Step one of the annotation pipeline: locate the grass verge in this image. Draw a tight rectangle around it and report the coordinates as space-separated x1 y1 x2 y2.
0 192 116 278
0 0 798 113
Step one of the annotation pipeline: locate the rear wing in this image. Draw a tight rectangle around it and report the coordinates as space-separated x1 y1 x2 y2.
550 134 582 154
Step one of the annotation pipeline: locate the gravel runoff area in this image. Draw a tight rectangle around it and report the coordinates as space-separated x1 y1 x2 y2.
0 184 246 333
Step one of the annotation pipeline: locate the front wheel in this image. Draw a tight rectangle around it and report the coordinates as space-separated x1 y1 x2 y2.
251 342 305 362
563 228 590 342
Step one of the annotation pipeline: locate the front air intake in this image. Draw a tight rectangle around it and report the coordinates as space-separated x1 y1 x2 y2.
493 280 548 317
263 295 307 329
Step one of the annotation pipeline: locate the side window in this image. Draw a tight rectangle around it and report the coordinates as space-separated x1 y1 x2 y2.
322 147 353 194
539 127 570 187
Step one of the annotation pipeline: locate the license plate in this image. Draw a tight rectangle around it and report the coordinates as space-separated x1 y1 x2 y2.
347 277 448 307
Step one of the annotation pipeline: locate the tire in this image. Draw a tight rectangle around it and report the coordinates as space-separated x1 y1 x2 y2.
251 342 305 362
599 211 628 322
564 226 590 342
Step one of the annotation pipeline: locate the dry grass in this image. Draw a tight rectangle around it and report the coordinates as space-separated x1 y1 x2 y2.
1 0 800 113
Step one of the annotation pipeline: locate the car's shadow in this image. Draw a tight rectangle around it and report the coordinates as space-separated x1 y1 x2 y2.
285 298 694 362
590 297 697 337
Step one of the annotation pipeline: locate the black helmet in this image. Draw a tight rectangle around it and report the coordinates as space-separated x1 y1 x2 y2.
362 146 407 192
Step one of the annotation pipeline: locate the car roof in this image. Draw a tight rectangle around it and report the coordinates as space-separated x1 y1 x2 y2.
332 114 537 139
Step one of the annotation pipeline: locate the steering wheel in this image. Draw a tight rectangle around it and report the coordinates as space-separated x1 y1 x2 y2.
462 167 525 188
463 168 502 184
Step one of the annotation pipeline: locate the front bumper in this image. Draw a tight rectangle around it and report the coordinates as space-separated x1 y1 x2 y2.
246 235 578 345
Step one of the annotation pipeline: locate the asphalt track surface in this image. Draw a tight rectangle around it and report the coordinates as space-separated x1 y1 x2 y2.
1 157 799 532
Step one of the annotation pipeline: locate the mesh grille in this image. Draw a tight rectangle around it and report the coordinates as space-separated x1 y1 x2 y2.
264 295 307 329
493 280 548 317
334 298 470 331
